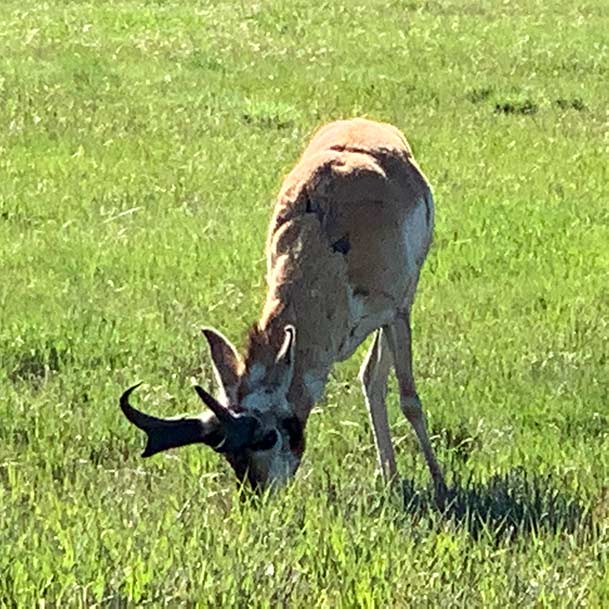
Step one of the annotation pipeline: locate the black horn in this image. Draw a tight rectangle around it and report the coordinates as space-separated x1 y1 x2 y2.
119 383 224 457
119 383 260 458
192 385 235 425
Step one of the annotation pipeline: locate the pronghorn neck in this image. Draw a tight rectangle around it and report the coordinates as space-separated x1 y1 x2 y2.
244 320 286 380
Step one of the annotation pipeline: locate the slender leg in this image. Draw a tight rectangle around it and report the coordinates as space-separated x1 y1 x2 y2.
359 329 397 482
385 310 447 507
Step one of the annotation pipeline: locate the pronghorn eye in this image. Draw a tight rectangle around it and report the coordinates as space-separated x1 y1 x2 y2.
251 429 279 452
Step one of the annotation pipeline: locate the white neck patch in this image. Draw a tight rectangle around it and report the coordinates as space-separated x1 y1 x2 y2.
248 363 267 385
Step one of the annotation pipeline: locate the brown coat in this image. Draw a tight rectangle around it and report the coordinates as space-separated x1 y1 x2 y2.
248 118 433 421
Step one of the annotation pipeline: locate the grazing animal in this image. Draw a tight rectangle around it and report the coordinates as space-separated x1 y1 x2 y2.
120 117 447 505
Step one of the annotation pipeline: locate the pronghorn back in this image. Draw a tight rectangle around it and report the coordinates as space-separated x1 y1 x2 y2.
261 118 434 365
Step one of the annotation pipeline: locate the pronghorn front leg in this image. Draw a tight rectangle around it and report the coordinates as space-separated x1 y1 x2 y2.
359 329 397 482
386 311 447 507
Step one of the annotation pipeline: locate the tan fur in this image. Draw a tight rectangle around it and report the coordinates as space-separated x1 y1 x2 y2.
252 118 433 422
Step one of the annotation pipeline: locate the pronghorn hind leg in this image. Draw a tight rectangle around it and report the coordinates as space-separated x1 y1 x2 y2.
359 329 397 483
385 311 447 508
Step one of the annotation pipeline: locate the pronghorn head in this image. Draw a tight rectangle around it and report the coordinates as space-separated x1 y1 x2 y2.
119 325 305 490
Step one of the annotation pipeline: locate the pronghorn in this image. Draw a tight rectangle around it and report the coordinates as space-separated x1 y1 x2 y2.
120 117 447 505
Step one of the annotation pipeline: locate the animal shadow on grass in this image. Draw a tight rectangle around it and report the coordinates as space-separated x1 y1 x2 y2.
401 467 592 541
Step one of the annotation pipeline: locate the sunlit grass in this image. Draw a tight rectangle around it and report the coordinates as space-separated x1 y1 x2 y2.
1 0 608 606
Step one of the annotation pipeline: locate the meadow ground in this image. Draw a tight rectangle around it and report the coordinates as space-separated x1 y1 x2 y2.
1 0 608 606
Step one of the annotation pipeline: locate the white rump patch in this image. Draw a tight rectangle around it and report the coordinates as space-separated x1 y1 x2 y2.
403 194 433 271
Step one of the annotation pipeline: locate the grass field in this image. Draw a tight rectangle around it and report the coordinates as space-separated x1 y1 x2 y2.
1 0 608 606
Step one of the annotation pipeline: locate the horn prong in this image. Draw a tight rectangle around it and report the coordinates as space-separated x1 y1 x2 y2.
193 385 232 423
193 386 260 453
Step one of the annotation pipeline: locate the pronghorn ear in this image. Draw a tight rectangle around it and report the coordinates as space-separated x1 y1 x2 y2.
272 325 296 390
201 328 243 404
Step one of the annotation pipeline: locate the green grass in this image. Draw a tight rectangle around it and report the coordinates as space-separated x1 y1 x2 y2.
1 0 608 606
